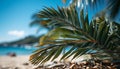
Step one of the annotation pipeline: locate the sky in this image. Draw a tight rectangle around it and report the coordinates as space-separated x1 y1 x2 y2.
0 0 119 43
0 0 66 42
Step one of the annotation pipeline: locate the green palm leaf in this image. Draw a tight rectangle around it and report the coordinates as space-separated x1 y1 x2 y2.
30 5 120 65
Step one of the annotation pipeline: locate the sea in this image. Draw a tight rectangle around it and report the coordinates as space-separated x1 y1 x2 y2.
0 45 36 55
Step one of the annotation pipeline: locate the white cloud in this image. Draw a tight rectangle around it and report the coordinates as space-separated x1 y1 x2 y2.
8 30 25 37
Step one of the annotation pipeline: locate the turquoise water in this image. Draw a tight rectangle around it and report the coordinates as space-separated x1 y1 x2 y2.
0 46 96 56
0 46 36 55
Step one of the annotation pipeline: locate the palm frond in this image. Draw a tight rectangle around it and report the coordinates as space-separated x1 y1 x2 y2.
30 5 120 65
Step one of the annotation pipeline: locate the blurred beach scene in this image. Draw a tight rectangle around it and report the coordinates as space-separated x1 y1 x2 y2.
0 45 36 69
0 0 120 69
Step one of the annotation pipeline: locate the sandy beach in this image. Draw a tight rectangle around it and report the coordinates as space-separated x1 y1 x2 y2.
0 55 118 69
0 54 94 69
0 55 34 69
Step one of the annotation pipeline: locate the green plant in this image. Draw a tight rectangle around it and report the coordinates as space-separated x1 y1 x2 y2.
29 6 120 65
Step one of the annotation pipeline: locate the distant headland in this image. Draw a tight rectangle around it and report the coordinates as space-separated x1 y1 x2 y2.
0 35 41 46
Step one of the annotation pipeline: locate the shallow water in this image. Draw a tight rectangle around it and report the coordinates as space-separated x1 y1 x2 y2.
0 46 36 55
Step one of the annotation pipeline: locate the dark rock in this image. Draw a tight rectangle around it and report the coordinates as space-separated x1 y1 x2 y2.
7 52 16 57
23 62 29 66
14 67 19 69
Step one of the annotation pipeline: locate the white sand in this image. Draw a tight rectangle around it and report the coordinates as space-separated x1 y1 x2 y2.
0 55 34 69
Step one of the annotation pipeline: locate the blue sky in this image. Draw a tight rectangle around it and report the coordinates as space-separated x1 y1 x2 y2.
0 0 66 42
0 0 119 43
